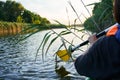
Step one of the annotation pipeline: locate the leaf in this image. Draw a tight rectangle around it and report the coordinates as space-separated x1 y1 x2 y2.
35 31 51 61
60 30 71 35
16 29 40 44
41 33 53 58
53 20 65 26
45 36 59 55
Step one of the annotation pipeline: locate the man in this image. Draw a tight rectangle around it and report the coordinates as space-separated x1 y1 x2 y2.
74 0 120 79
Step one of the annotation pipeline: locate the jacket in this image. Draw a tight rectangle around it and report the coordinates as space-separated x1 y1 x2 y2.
74 24 120 80
75 36 120 80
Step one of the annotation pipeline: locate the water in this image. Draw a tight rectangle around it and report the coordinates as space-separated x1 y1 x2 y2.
0 29 88 80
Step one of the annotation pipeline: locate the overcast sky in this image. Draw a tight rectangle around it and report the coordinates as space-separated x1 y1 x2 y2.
1 0 100 25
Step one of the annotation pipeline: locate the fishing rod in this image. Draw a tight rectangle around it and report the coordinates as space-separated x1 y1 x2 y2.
56 23 118 61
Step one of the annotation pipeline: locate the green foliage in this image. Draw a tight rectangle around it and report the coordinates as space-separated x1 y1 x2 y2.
0 0 50 25
84 0 114 33
16 15 23 23
34 0 116 61
0 0 24 22
33 20 41 24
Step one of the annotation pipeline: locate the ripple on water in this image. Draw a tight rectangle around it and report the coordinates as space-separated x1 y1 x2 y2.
0 33 87 80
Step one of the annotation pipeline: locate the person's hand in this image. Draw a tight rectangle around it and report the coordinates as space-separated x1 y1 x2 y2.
88 33 97 44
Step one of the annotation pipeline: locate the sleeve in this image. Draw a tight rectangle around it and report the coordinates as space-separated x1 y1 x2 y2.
74 36 109 79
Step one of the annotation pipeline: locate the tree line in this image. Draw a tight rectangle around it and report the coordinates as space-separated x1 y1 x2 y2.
0 0 50 24
84 0 114 33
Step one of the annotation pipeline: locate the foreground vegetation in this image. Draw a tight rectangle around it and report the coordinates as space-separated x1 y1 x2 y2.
0 0 115 78
0 0 114 58
34 0 115 61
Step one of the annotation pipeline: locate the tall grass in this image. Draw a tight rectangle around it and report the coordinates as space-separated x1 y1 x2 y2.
0 21 29 37
18 0 112 61
33 0 96 61
16 1 88 61
11 0 114 79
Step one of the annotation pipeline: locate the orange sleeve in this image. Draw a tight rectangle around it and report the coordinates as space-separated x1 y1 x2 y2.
106 25 118 36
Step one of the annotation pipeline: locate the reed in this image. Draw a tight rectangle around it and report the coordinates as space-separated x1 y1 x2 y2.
17 0 113 63
0 21 28 37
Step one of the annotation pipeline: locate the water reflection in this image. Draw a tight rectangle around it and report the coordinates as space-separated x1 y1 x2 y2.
0 30 86 80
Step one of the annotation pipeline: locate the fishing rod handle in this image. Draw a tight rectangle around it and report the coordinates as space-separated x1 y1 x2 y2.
71 30 106 52
71 23 118 52
71 40 88 52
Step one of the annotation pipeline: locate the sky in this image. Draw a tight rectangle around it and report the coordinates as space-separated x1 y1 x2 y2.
1 0 100 25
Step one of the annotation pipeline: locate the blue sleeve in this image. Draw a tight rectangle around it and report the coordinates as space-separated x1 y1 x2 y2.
74 36 118 79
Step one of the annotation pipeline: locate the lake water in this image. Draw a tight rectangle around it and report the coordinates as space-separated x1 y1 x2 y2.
0 29 89 80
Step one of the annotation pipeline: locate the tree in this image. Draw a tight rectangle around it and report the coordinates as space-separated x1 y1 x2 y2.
3 0 24 22
22 10 33 23
84 0 114 33
0 1 5 21
0 0 50 25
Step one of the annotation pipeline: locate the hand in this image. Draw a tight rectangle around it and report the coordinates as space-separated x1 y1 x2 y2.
88 33 97 44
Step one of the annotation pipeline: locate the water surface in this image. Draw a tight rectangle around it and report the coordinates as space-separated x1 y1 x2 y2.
0 29 88 80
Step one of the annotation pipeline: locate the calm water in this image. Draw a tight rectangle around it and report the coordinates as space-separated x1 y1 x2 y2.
0 29 88 80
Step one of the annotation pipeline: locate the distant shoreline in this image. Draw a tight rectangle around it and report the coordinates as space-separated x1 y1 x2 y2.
0 21 67 37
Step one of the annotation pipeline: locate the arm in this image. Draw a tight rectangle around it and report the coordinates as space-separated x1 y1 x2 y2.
88 33 97 45
74 36 107 79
